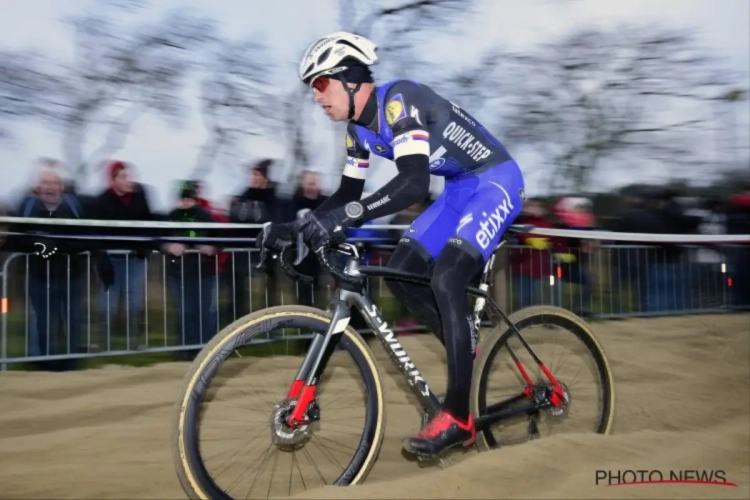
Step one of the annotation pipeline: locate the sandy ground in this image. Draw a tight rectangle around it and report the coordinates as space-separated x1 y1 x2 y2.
0 313 748 499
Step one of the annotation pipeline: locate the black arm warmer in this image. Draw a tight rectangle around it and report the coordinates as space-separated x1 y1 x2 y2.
314 175 365 213
357 154 430 222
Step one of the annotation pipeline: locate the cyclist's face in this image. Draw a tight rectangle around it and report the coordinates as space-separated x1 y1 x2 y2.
312 76 348 121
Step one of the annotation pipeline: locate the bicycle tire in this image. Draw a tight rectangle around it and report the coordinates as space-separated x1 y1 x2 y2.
171 305 386 500
470 305 615 451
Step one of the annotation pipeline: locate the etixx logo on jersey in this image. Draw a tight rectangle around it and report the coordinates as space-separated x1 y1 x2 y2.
475 181 517 250
385 94 407 125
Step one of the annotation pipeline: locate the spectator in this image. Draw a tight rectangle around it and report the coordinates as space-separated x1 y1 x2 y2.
552 197 596 316
162 181 220 361
686 198 727 308
725 187 750 308
224 159 280 321
640 188 700 313
6 164 88 371
187 179 231 284
611 191 661 313
92 160 156 351
508 198 561 309
292 171 328 308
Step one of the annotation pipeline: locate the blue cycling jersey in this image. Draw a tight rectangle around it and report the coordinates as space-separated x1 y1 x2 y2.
343 79 514 180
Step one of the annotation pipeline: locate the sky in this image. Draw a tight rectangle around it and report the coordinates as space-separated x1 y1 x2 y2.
0 0 748 212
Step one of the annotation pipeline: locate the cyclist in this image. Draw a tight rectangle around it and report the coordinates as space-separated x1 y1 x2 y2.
259 32 526 457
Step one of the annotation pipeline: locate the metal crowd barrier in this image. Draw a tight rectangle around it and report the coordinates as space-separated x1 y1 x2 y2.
1 235 748 370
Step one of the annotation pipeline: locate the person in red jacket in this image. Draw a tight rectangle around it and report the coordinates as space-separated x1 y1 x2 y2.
509 198 564 309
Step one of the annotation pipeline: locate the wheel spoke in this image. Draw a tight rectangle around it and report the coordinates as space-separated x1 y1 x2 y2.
172 308 385 499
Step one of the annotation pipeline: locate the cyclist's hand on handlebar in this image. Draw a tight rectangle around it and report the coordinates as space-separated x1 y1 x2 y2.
256 221 297 253
298 202 363 252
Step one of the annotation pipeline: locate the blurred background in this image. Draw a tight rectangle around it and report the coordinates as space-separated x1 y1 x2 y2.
0 0 748 371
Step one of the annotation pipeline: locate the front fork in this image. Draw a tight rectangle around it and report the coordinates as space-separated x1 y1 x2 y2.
285 299 350 427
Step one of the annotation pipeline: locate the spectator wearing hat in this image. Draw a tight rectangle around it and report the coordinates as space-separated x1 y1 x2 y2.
224 159 280 322
162 181 220 360
91 160 156 351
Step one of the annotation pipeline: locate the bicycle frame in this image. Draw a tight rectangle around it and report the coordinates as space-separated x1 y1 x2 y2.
284 241 517 426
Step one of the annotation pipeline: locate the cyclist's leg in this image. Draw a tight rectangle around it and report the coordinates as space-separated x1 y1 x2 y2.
404 160 525 456
385 180 478 344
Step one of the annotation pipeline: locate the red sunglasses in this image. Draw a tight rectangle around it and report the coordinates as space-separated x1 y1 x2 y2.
311 76 331 93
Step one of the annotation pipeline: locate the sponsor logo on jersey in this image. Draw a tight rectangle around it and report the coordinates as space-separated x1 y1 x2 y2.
443 121 491 163
392 131 429 147
450 102 477 127
392 130 430 158
429 158 445 170
346 156 369 168
346 133 356 150
410 106 422 125
374 144 387 154
475 181 516 250
456 213 473 232
519 187 526 203
385 94 407 125
367 195 390 211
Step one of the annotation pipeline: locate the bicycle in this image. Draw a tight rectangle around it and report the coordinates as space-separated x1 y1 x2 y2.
171 224 615 500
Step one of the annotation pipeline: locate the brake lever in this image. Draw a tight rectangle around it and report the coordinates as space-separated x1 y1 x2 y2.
315 245 363 286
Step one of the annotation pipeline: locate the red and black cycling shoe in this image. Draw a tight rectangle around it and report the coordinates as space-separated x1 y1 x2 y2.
403 411 476 458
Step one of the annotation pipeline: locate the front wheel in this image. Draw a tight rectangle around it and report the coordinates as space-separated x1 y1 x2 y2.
471 305 615 451
171 305 387 500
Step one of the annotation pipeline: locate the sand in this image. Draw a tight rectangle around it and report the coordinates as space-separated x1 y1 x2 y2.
0 313 748 499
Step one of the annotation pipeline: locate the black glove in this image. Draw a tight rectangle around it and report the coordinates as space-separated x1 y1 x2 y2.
255 221 297 252
33 241 58 259
298 201 364 251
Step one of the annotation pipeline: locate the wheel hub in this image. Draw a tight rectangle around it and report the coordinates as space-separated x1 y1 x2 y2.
547 382 571 417
270 398 319 451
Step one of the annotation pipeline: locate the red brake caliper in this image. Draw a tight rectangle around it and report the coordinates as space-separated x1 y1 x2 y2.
286 380 317 427
516 360 566 407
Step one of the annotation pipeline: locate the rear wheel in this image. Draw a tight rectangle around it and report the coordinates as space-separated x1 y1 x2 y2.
471 305 615 450
172 305 386 499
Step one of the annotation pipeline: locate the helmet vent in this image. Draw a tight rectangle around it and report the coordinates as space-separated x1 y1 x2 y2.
337 40 368 57
317 47 332 65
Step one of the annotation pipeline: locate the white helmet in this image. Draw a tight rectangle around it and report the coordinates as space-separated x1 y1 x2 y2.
298 32 379 85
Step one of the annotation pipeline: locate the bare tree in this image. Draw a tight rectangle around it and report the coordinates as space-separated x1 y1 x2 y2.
0 50 60 140
492 25 741 194
36 0 217 182
191 38 278 180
